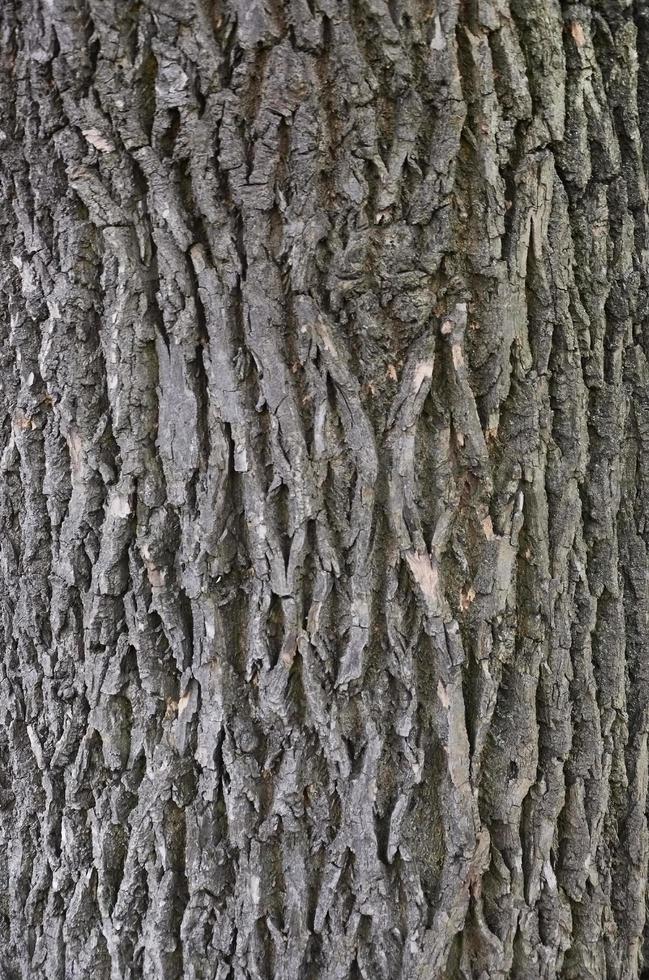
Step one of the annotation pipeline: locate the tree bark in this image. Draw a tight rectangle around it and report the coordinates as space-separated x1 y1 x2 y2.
1 0 649 977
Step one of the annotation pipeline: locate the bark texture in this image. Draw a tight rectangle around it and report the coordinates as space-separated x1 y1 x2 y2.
1 0 649 977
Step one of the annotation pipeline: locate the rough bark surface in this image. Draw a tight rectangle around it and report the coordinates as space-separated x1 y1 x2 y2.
2 0 649 977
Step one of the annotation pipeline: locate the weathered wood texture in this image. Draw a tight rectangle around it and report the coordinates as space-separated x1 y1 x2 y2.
1 0 649 977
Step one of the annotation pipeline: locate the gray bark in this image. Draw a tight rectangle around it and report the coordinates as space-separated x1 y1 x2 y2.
1 0 648 977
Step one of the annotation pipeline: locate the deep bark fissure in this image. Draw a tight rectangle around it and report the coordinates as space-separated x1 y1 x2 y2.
3 0 649 978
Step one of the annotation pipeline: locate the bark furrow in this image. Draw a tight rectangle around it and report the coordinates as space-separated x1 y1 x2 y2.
1 1 649 978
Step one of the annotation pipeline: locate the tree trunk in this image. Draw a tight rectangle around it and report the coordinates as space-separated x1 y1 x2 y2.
1 0 649 977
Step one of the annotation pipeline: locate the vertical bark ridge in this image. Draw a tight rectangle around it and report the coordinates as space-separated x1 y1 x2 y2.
2 0 649 978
